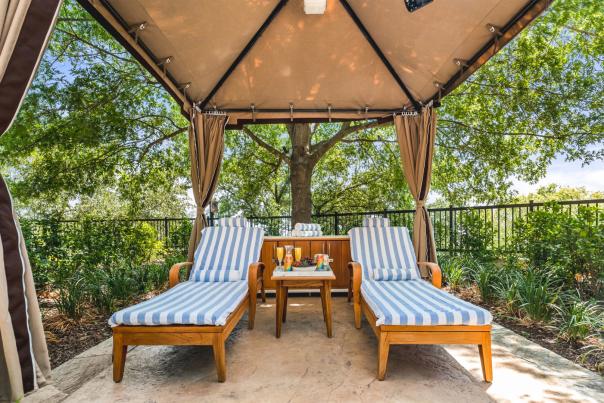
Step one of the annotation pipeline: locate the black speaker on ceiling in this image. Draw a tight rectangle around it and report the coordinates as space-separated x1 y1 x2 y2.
404 0 434 13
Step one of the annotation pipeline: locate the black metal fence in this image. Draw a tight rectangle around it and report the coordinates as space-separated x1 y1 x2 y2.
23 199 603 254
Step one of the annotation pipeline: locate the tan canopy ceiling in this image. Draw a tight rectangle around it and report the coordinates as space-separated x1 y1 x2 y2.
78 0 551 125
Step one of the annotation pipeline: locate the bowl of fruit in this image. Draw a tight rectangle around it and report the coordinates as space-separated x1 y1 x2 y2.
292 257 316 272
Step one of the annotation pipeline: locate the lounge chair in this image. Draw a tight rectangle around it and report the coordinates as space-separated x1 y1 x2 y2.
348 218 493 381
108 217 265 382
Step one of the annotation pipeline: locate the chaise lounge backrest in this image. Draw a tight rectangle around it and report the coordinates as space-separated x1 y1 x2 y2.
190 217 264 281
348 220 420 281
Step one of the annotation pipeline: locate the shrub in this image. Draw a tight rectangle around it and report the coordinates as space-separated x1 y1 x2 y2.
555 295 604 342
475 263 500 303
516 269 560 323
513 204 604 298
55 272 86 319
455 211 496 260
495 270 521 316
439 255 474 290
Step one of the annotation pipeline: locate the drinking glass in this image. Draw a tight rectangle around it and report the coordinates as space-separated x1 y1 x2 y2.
294 247 302 262
276 247 284 269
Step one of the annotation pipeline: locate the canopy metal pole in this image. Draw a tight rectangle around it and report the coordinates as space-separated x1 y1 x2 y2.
339 0 421 112
199 0 290 110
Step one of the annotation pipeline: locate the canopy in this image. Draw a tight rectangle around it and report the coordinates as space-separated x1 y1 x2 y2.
77 0 550 127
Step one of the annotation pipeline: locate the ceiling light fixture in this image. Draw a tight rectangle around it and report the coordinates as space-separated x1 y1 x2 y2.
304 0 326 15
404 0 433 13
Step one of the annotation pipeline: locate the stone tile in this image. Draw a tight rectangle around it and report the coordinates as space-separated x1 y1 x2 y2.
53 297 603 403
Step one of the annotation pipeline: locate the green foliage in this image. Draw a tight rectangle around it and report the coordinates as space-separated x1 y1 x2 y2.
516 270 560 323
21 217 184 318
494 269 521 316
2 0 601 220
555 295 604 342
55 272 86 318
436 0 603 204
513 184 604 203
513 203 604 297
0 0 190 219
439 255 475 290
474 264 499 303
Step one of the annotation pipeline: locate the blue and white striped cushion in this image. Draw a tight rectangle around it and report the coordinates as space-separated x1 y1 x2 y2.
190 226 264 281
294 223 321 231
372 269 415 281
362 280 492 326
216 216 249 227
362 217 390 227
108 281 248 326
190 269 241 282
348 226 420 280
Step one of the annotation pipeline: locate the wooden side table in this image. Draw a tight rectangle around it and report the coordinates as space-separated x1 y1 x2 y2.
271 270 336 338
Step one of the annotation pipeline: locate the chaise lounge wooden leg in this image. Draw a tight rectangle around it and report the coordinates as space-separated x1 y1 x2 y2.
260 279 266 303
112 332 127 383
478 332 493 382
377 332 389 381
213 334 227 382
248 291 257 330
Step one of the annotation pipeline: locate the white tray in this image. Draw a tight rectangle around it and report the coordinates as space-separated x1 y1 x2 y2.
292 266 317 272
273 269 333 277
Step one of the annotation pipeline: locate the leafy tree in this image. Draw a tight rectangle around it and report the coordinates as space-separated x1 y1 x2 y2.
513 184 604 203
1 0 602 221
0 0 190 218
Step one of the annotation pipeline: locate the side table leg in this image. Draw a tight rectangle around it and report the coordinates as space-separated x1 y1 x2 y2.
283 287 288 323
324 281 333 338
320 285 327 322
276 282 283 338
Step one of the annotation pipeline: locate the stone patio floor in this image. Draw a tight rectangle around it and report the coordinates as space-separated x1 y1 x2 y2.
26 296 604 403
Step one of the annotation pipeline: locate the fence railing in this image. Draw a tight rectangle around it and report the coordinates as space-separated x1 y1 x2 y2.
23 199 603 254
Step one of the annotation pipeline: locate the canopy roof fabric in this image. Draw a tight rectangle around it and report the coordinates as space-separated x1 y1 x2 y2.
78 0 551 125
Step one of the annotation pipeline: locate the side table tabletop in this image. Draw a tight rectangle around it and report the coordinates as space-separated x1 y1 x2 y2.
271 270 336 338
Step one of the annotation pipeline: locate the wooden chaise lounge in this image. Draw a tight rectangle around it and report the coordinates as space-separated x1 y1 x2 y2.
348 218 493 382
109 217 265 382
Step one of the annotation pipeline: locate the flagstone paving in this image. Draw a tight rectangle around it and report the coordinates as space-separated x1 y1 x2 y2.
26 297 604 403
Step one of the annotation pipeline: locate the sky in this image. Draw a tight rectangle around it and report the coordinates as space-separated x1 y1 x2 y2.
512 154 604 195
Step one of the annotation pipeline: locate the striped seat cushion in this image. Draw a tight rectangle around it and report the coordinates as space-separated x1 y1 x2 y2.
216 216 249 227
190 269 241 282
109 281 248 327
362 280 492 326
294 223 321 231
371 268 415 281
348 226 420 280
362 217 390 227
190 225 264 281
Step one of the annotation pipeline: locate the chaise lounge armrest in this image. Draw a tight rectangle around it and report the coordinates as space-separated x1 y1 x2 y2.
169 262 193 288
417 261 442 289
247 262 265 294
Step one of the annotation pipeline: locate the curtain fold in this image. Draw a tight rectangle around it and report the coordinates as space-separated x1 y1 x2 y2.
0 0 62 400
187 113 228 263
394 107 438 264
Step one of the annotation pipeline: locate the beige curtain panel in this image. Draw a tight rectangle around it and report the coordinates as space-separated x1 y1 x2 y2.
187 113 228 263
395 107 438 264
0 0 61 400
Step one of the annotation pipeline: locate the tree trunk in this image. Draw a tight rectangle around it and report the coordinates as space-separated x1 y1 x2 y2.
289 123 314 225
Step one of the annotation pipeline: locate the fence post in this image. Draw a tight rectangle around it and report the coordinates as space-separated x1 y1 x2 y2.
334 212 339 235
529 199 534 212
163 217 169 242
448 205 454 253
209 209 214 226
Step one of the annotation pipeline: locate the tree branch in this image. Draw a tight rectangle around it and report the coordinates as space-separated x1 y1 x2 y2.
138 127 187 162
311 120 390 161
242 127 290 163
